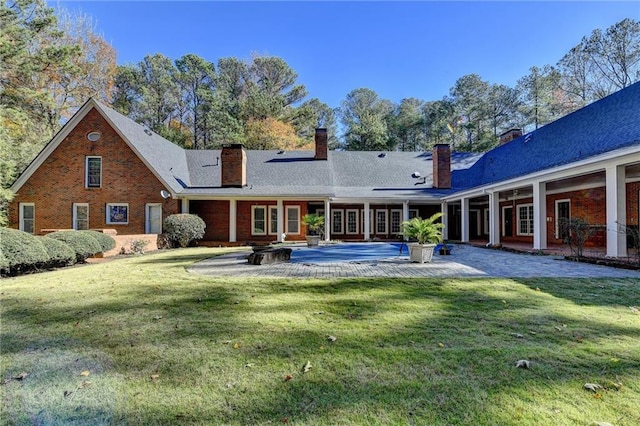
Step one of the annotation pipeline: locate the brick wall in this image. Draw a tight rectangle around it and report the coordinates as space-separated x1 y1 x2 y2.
8 108 180 234
190 200 230 241
432 144 451 189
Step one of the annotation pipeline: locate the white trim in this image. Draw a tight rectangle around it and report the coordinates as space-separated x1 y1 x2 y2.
73 203 89 230
554 199 571 239
285 205 300 235
229 200 237 243
268 206 278 235
106 203 129 225
85 156 102 188
19 203 35 234
145 203 162 234
517 203 534 236
483 208 489 235
251 205 267 236
375 209 388 235
332 209 344 234
345 209 359 234
390 209 403 234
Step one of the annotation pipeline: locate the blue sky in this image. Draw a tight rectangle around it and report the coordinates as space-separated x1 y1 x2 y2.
56 1 639 109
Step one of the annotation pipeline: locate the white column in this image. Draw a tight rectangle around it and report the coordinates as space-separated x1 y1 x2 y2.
488 192 500 246
403 200 410 222
461 198 469 242
276 200 284 242
440 201 449 240
606 164 627 257
324 199 331 242
363 201 371 241
181 198 189 213
533 181 547 250
229 199 237 243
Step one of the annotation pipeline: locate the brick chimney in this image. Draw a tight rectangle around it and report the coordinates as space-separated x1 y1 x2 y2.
221 144 247 187
432 144 451 189
499 128 522 145
314 128 328 160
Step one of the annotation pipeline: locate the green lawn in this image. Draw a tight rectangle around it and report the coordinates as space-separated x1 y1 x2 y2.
1 248 639 425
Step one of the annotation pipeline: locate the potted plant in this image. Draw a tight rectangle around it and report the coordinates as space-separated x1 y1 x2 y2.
301 213 325 247
401 212 444 263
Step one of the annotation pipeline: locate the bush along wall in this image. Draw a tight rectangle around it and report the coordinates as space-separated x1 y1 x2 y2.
46 230 102 263
164 214 206 248
0 228 51 276
38 236 76 269
79 230 116 253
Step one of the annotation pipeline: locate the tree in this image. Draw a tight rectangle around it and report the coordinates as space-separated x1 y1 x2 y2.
175 54 215 149
244 117 307 150
423 99 457 148
294 98 339 148
339 88 393 151
516 65 562 131
450 74 493 151
388 98 426 151
584 18 640 91
487 84 520 139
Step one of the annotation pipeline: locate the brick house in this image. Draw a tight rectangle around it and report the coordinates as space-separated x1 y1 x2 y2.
8 82 640 257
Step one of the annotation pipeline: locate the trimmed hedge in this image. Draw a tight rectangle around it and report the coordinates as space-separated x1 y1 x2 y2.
79 230 116 253
46 230 102 263
38 236 76 268
164 214 206 248
0 228 50 275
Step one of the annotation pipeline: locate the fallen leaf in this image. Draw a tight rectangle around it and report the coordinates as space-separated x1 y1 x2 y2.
554 326 563 331
222 340 232 344
593 392 602 399
608 382 623 391
590 422 613 426
153 316 162 320
575 335 584 342
629 306 638 314
535 287 541 292
64 390 73 398
79 370 90 377
244 363 254 368
14 372 28 381
438 342 445 348
302 361 312 374
584 383 603 392
233 342 241 349
284 374 293 382
515 360 530 369
327 335 337 342
150 374 160 380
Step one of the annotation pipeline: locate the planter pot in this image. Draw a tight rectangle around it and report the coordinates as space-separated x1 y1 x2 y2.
306 235 320 247
409 243 436 263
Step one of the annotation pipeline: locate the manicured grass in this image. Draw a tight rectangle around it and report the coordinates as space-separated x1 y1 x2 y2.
1 248 639 425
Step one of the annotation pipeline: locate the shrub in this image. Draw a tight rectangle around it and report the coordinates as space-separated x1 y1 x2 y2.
79 230 116 253
129 239 147 255
46 230 102 263
38 236 76 268
0 228 50 275
559 217 594 258
164 214 206 248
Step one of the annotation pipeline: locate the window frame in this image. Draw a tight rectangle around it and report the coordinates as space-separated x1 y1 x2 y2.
85 156 102 188
332 209 344 235
252 205 267 236
19 203 35 234
390 209 403 234
285 206 300 235
268 206 278 235
345 209 359 235
376 209 388 235
106 203 129 225
73 203 90 230
516 204 534 236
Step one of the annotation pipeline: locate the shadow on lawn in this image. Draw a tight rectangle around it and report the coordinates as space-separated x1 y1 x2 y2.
2 271 640 424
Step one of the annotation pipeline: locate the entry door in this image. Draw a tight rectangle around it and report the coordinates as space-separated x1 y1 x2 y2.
146 204 163 234
503 207 513 237
556 200 570 239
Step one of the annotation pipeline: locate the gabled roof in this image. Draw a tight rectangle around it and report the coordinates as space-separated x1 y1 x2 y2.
456 81 640 189
10 98 191 195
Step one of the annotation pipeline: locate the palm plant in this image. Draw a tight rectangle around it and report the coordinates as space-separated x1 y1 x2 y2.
301 213 325 236
401 212 444 245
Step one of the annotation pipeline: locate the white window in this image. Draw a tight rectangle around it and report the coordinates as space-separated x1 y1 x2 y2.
106 203 129 225
390 209 403 234
268 206 278 235
252 206 267 235
286 206 300 234
332 209 344 234
346 209 359 234
517 204 534 236
19 203 35 234
409 209 420 219
73 203 89 230
86 156 102 188
376 209 388 234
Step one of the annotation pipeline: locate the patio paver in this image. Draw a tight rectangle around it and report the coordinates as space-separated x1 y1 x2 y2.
188 244 640 279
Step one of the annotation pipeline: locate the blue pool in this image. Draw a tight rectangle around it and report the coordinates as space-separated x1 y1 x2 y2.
290 242 409 264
